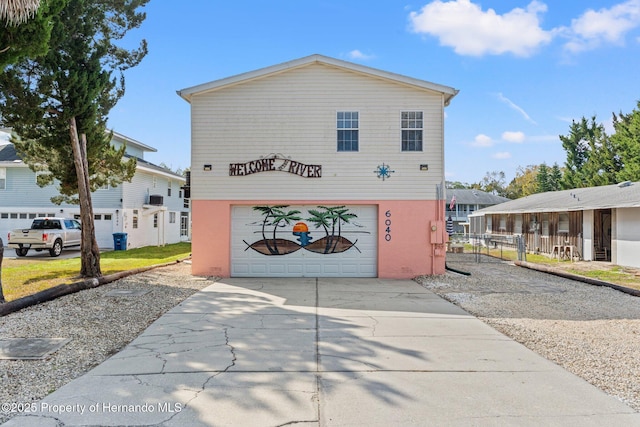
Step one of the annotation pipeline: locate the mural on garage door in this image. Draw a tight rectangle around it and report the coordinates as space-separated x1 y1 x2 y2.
245 205 367 256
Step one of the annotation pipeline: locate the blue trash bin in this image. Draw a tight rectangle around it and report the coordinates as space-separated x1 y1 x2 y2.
113 232 128 251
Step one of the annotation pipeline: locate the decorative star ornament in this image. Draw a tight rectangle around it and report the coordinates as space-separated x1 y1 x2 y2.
374 163 395 181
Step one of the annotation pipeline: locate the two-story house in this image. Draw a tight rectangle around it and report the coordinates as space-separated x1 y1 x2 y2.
445 189 510 237
0 129 190 250
178 54 458 278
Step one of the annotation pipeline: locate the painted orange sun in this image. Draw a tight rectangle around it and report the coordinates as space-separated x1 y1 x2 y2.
292 222 309 232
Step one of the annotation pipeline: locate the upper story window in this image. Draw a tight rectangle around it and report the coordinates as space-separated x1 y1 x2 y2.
0 168 5 190
401 111 423 151
337 111 358 152
168 179 172 197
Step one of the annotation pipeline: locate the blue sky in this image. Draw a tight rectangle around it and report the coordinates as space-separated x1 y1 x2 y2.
107 0 640 185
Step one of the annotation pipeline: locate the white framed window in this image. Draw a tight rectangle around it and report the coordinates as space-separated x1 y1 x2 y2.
337 111 359 151
0 168 5 190
486 216 492 233
401 111 423 151
542 213 549 236
169 212 176 223
153 213 158 228
168 179 172 197
499 214 507 231
558 213 570 233
514 214 523 234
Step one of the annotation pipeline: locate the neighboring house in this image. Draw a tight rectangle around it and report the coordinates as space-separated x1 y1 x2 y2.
178 54 458 278
0 130 191 249
445 189 510 236
468 181 640 268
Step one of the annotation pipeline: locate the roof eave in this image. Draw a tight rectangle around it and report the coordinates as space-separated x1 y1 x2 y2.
177 54 459 103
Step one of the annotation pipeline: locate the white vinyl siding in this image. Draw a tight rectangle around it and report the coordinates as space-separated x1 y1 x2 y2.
190 63 445 202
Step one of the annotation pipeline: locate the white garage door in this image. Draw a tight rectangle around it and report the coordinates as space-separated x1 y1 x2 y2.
231 205 377 277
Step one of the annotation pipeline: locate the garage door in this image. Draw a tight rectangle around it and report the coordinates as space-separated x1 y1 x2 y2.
231 205 377 277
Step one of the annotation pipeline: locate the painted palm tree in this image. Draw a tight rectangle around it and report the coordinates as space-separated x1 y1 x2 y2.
253 205 288 255
270 207 301 254
331 207 358 253
307 208 332 253
0 0 40 25
318 205 343 253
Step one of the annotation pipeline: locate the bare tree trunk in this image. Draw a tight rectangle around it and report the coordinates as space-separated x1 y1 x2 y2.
69 117 102 278
0 237 5 303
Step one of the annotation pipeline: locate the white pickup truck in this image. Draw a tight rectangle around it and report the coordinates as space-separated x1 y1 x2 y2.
7 218 82 257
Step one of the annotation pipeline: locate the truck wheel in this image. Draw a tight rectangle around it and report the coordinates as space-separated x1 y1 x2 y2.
15 248 29 257
49 239 63 257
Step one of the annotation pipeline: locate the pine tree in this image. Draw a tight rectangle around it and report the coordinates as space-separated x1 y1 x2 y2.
560 116 620 189
0 0 149 278
611 101 640 183
536 163 550 193
549 163 563 191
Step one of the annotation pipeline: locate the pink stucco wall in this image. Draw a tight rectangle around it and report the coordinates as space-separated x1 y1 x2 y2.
191 200 447 279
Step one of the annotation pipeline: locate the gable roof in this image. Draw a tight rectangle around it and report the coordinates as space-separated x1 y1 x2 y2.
447 189 510 205
0 143 19 162
471 181 640 216
112 131 157 153
177 54 459 105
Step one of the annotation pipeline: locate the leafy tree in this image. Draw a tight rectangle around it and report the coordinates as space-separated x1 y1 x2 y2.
473 171 507 196
0 0 67 67
445 180 471 189
610 101 640 183
0 0 149 278
503 165 538 199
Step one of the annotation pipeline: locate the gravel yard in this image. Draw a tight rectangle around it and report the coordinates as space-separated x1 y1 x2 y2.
417 253 640 412
0 261 215 424
1 254 639 424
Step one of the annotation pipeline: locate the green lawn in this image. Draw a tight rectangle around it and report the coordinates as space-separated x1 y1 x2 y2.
1 242 191 301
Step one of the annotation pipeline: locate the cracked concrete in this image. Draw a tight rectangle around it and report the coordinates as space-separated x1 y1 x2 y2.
4 278 640 426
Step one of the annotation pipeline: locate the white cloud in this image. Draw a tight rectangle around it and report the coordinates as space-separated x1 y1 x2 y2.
565 0 640 52
493 151 512 159
471 134 493 147
409 0 553 57
502 131 526 143
497 93 537 124
347 50 376 60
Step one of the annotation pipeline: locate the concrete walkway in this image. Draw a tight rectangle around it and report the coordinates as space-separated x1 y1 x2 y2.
5 278 639 426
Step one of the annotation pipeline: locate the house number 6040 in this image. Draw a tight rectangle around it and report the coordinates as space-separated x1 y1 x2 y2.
384 210 391 241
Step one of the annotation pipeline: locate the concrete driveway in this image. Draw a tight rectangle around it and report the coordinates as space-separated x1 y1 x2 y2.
5 277 639 426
